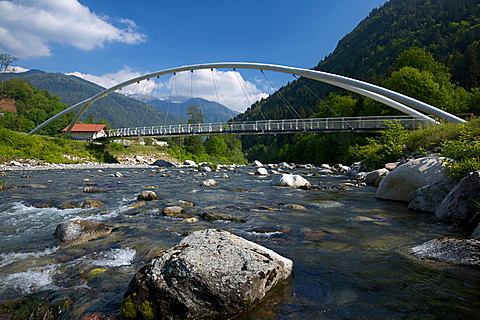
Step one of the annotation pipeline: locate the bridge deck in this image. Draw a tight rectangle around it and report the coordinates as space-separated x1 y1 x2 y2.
104 115 434 139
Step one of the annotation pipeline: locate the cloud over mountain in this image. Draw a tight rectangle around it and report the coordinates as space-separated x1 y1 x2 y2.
69 67 269 113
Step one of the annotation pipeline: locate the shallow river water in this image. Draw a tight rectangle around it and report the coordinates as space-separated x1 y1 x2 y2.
0 165 479 319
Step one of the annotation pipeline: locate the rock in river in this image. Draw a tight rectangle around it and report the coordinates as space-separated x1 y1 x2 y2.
435 170 480 228
375 157 449 202
54 218 113 243
275 174 311 187
122 229 292 319
137 190 159 201
409 237 480 268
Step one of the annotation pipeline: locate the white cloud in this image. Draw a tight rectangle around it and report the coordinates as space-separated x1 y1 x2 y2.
0 0 146 59
69 67 270 113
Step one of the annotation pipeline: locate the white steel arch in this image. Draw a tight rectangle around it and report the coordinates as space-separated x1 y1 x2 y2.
28 62 465 136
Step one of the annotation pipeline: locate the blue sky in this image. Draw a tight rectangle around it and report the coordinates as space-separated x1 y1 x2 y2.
0 0 387 112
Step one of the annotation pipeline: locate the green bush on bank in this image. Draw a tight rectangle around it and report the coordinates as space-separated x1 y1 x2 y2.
0 128 117 163
351 118 480 179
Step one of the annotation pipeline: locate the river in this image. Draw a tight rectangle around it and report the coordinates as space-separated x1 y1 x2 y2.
0 165 478 319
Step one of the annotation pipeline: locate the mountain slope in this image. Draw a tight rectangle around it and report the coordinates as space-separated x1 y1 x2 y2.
12 70 180 128
233 0 480 164
235 0 480 123
130 95 240 123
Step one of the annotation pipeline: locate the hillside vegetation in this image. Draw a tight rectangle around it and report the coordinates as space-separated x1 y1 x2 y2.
236 0 480 165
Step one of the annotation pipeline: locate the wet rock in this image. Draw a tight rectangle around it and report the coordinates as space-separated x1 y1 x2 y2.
471 224 480 240
61 199 105 209
252 160 264 167
162 205 186 216
151 159 176 167
170 199 194 207
122 229 292 319
407 178 455 213
375 157 449 202
184 160 197 166
22 184 48 188
200 179 217 187
54 218 113 243
364 168 389 185
283 204 307 210
83 187 107 193
137 190 159 201
435 171 480 229
275 174 311 187
409 237 480 268
0 291 73 320
256 167 269 175
200 212 247 223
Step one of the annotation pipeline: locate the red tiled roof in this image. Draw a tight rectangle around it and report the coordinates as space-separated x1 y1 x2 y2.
62 124 108 132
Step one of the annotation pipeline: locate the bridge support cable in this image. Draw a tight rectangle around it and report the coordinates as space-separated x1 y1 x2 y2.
292 74 355 130
29 62 465 137
261 70 306 125
233 68 268 122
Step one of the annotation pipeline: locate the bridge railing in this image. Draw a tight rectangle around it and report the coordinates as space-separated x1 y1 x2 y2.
105 115 432 138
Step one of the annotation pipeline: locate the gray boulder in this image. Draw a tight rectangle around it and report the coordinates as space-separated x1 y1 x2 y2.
137 190 159 201
54 218 112 243
184 160 197 166
375 157 449 202
364 168 389 185
409 237 480 268
275 174 311 187
407 178 455 212
435 170 480 228
255 167 269 175
122 229 292 319
252 160 264 167
162 205 186 217
471 223 480 240
200 179 217 187
151 159 176 167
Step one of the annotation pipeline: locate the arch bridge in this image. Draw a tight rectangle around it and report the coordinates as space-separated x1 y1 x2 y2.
28 62 466 138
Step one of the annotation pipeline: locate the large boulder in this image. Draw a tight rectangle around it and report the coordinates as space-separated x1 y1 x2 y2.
409 237 480 268
275 174 311 187
435 170 480 229
407 178 455 212
122 229 292 319
54 218 113 243
375 157 449 202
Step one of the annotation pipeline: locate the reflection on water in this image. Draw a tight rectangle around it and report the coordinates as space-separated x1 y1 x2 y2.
0 166 478 319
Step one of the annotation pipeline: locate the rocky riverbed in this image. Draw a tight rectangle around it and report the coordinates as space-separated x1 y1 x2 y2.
0 158 479 319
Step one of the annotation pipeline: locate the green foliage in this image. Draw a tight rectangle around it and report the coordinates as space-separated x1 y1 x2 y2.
120 296 137 319
441 123 480 180
0 128 117 163
139 301 155 320
0 78 74 135
349 121 408 170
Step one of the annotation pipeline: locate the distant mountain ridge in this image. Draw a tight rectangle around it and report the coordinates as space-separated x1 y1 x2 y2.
8 69 181 128
128 94 240 123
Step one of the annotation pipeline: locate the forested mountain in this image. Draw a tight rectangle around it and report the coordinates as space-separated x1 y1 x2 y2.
0 78 73 135
128 95 240 123
10 70 180 128
235 0 480 164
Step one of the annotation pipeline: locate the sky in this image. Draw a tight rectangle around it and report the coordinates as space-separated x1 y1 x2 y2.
0 0 387 112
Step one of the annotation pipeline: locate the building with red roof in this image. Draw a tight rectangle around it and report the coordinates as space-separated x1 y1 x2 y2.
62 124 108 141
